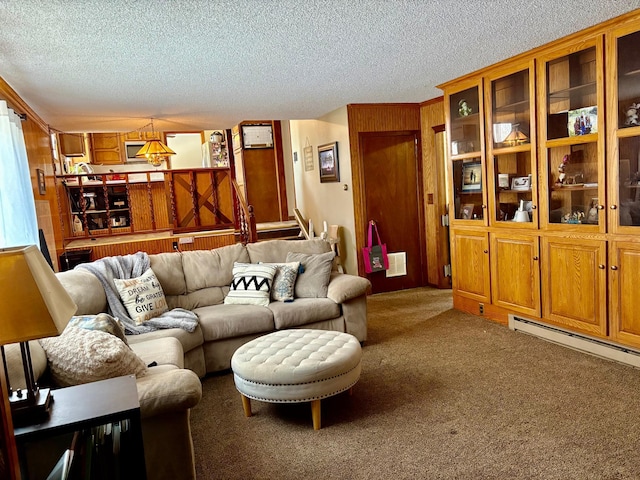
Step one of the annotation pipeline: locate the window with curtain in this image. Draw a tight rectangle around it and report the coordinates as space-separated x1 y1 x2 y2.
0 100 38 248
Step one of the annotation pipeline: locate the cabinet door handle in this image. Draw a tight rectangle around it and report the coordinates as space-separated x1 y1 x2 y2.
533 256 539 261
531 205 537 210
610 205 618 210
483 249 488 254
597 204 605 210
598 264 605 269
611 265 618 271
481 205 487 209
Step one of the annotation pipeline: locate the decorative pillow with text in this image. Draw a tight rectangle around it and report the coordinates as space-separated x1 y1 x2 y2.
114 268 168 325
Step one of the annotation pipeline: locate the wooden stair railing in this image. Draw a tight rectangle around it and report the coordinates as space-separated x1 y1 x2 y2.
232 179 257 244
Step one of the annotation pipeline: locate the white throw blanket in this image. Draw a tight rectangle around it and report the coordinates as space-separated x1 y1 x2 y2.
76 252 199 335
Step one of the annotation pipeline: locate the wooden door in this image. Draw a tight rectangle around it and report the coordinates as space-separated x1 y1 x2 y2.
490 232 540 317
361 132 424 293
450 228 490 302
540 235 607 337
610 241 640 349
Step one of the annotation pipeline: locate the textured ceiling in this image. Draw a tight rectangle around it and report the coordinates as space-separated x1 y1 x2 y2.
1 1 639 133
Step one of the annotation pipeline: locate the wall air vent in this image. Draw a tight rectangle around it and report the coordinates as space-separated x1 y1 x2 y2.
509 314 640 369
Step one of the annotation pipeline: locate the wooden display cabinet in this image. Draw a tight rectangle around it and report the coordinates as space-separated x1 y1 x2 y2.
537 37 606 233
439 10 640 355
607 25 640 234
485 61 537 227
445 78 487 224
606 21 640 349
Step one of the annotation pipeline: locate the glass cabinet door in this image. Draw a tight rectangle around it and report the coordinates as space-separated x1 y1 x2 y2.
608 27 640 234
486 64 537 226
446 81 486 223
538 38 605 232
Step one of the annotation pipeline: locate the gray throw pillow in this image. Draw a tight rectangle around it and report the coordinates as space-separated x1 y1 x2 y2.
285 251 335 298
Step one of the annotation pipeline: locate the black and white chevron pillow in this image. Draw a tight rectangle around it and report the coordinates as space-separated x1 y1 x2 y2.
224 263 277 307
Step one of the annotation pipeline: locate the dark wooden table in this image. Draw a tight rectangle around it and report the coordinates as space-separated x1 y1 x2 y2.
14 375 145 479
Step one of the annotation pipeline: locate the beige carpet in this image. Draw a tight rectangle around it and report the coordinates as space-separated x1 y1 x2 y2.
191 287 640 479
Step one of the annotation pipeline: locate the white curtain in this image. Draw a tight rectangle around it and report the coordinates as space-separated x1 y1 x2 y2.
0 100 38 248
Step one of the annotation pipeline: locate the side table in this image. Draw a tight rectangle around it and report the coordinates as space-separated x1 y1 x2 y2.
14 375 145 479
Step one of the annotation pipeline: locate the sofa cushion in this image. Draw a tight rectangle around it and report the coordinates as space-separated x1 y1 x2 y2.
113 268 169 325
126 324 204 357
130 337 184 369
149 251 187 296
261 262 299 302
286 251 335 298
166 286 227 311
182 243 250 293
224 263 277 307
56 268 107 315
39 326 147 387
269 298 341 329
194 304 275 342
247 238 331 264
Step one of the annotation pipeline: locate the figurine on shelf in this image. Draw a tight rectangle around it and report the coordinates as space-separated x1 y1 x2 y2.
562 210 585 224
555 154 570 186
625 103 639 127
458 99 472 117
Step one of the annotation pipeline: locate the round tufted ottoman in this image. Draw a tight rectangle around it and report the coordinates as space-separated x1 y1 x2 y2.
231 329 362 430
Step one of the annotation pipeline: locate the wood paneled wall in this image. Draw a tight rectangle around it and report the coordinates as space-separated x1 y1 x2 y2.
347 103 422 275
65 232 237 261
420 97 450 288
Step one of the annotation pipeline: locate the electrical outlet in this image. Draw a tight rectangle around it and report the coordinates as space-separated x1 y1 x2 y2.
172 241 178 250
479 303 484 315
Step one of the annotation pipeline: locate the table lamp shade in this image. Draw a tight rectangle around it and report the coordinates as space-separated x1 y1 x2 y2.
0 245 77 345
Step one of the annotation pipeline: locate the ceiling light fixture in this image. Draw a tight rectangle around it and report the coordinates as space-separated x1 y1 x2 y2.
135 119 176 167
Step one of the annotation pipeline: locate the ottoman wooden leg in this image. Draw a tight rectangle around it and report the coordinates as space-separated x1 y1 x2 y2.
311 399 321 430
241 394 252 417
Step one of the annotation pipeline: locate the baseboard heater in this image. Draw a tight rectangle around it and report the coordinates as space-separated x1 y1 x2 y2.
508 314 640 369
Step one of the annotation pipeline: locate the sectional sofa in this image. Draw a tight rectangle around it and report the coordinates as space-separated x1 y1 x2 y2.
6 239 371 479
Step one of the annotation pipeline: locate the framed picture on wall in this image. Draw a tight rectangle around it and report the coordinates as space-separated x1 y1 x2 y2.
37 168 46 195
318 142 339 183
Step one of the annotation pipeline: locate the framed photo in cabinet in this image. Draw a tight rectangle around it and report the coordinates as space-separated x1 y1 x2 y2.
511 176 531 191
461 162 482 192
460 204 475 220
567 107 597 137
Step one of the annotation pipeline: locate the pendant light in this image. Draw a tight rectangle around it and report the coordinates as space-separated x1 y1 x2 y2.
135 119 176 167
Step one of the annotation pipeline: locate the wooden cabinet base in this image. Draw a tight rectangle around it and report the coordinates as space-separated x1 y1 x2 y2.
453 293 509 326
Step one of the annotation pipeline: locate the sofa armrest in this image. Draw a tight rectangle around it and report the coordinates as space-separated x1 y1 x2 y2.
136 366 202 418
326 272 371 304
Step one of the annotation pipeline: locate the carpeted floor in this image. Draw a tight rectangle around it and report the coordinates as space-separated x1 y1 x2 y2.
191 287 640 479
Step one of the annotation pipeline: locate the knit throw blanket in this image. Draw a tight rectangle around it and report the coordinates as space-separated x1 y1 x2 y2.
76 252 199 335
